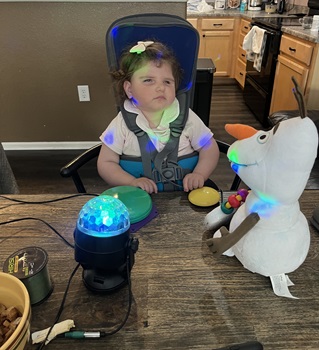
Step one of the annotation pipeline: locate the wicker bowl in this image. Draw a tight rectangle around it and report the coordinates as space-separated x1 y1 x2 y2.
0 272 31 350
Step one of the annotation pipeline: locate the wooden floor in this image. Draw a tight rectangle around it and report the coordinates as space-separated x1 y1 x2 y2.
6 77 319 194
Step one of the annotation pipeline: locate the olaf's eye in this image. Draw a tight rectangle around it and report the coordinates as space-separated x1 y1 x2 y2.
257 133 269 144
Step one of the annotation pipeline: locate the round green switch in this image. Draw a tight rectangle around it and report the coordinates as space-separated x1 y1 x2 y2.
102 186 152 224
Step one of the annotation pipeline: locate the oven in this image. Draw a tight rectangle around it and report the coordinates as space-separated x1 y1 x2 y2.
243 17 302 127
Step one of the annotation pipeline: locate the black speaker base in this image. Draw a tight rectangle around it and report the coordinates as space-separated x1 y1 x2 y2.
82 268 128 293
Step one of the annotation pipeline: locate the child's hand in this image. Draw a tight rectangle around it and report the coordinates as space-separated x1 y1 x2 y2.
183 173 205 192
130 177 158 194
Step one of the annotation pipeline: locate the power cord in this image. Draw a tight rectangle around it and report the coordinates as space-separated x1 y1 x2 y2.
105 255 133 336
35 256 133 348
0 193 98 204
0 193 98 212
0 194 134 347
37 263 81 350
0 217 74 248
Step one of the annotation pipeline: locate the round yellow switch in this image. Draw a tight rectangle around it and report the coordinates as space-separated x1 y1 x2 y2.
188 186 220 207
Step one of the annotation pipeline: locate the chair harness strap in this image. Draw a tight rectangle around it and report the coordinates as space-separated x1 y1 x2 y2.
120 94 191 190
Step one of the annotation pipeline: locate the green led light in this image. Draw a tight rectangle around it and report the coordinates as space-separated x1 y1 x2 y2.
77 195 130 237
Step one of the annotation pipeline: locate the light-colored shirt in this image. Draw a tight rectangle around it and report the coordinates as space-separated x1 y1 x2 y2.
100 98 213 157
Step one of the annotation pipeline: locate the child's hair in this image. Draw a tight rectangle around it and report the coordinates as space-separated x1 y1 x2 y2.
111 41 183 104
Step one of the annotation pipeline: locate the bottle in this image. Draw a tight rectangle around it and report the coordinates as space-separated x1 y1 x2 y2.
240 0 247 11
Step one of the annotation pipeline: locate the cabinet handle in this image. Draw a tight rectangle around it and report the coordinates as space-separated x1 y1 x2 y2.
213 24 223 27
239 72 243 76
289 47 296 52
203 34 206 38
244 26 249 30
241 53 245 57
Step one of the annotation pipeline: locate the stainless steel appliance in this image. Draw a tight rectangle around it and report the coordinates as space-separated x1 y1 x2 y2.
308 0 319 15
243 17 301 126
248 0 262 11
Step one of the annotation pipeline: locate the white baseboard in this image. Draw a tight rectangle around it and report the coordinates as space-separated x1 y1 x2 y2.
3 142 98 151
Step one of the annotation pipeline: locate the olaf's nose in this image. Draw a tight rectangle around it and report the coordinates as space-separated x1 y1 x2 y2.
225 124 258 140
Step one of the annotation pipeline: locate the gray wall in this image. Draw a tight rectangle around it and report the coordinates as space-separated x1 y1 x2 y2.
0 2 186 143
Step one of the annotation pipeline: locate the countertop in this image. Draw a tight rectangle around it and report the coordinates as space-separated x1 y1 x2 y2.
188 9 319 43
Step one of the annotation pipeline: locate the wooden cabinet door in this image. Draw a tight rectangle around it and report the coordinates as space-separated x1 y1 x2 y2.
187 18 198 29
187 18 204 57
202 30 233 76
235 19 251 88
270 54 308 114
235 58 246 87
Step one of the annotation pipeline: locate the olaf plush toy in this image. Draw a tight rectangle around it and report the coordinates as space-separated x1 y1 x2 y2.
205 83 318 298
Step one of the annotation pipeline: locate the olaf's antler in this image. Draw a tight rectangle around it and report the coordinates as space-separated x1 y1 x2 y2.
292 76 307 119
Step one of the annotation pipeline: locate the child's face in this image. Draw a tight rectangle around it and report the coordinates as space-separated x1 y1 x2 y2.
123 60 176 118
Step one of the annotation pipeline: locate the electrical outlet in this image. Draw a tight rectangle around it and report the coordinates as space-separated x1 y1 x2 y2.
77 85 90 102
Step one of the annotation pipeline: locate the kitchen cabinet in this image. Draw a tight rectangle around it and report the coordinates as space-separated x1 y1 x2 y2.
187 18 198 28
187 18 204 56
193 17 235 77
234 18 251 88
270 34 317 113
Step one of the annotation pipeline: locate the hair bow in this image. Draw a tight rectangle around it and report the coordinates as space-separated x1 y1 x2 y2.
129 41 154 54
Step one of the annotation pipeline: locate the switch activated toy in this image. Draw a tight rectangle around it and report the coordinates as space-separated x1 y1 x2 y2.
205 77 318 298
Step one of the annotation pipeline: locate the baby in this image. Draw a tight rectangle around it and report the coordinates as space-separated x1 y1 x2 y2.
98 41 219 193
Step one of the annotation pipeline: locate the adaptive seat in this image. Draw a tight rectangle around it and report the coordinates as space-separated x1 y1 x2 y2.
0 143 19 194
60 13 241 193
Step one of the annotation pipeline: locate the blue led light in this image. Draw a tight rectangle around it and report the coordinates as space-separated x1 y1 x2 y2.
104 130 114 146
77 195 130 237
146 139 157 152
186 81 193 91
156 51 163 60
111 26 119 38
231 162 240 174
198 136 212 149
131 97 139 106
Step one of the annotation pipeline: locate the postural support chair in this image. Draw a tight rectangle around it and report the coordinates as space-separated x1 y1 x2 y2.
60 13 241 193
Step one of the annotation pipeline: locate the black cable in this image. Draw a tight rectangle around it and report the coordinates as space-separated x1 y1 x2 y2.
0 194 100 247
37 263 81 350
0 217 74 249
0 195 133 345
0 193 98 204
58 255 133 340
104 255 133 336
38 256 132 348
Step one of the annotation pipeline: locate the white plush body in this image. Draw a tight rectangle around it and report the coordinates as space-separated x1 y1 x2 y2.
215 116 318 276
227 192 310 276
